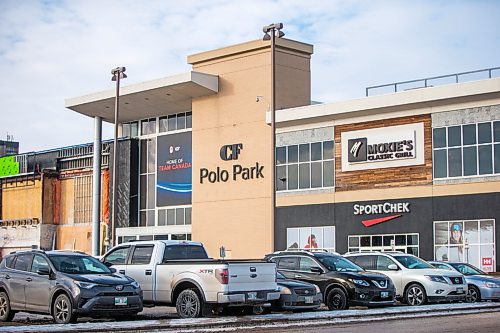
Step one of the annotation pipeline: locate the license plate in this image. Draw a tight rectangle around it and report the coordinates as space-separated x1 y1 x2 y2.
381 291 389 298
114 297 128 306
456 287 464 294
304 296 314 304
247 292 257 300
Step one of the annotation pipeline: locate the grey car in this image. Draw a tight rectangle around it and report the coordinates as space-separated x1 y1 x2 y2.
0 250 143 324
429 261 500 302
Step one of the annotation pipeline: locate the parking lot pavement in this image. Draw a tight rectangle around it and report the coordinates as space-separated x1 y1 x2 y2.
2 302 500 332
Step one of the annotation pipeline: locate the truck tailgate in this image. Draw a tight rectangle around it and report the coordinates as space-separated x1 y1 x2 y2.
227 262 276 292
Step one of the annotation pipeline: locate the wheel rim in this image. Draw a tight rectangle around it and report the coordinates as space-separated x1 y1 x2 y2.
331 293 344 309
407 286 424 305
55 298 69 322
466 288 478 303
0 295 7 318
179 293 198 318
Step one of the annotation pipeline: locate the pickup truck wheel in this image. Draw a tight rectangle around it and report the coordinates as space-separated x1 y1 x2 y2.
176 289 202 318
326 287 349 310
0 292 15 322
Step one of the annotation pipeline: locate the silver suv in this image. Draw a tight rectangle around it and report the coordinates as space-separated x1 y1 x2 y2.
0 250 143 324
344 252 467 305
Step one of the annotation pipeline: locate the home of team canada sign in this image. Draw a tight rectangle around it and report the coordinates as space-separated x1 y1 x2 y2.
200 143 264 184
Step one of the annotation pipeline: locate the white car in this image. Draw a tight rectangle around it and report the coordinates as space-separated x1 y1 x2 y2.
344 252 467 306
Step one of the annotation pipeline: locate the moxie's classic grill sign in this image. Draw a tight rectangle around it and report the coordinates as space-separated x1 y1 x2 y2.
348 138 414 163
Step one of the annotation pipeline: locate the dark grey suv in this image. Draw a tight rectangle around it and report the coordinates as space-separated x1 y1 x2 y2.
0 250 143 324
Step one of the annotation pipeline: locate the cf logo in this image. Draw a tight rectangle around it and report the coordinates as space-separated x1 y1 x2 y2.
220 143 243 161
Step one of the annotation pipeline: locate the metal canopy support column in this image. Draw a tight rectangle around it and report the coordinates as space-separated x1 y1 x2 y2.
92 116 102 256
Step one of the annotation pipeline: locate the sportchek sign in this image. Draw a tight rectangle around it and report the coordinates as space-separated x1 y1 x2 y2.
354 201 411 227
341 123 424 172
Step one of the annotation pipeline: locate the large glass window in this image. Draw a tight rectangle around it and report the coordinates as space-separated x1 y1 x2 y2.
433 121 500 179
348 233 419 256
276 140 334 191
434 219 496 272
139 138 156 227
286 226 335 252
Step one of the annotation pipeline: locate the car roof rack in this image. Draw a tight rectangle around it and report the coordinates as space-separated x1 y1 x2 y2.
50 249 87 255
270 249 339 255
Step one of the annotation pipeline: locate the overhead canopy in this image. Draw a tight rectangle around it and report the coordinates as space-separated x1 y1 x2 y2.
65 71 218 123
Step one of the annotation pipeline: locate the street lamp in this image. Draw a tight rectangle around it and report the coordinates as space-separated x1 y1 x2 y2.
110 66 127 248
262 23 284 252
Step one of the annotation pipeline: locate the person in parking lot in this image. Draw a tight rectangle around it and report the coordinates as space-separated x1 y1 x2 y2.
304 234 318 249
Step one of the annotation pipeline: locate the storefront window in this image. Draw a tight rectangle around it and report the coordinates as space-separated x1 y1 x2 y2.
433 219 496 272
276 140 335 192
433 120 500 179
286 226 336 252
348 233 419 256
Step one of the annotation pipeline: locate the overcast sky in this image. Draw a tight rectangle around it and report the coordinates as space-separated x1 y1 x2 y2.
1 0 499 153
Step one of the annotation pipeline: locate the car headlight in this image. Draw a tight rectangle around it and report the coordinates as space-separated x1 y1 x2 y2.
314 285 321 294
74 281 97 289
278 286 292 295
483 281 500 288
130 281 140 289
425 275 448 284
350 279 370 287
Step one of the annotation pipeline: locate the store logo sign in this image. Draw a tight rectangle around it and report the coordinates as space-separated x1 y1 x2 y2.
200 143 264 184
341 123 424 172
354 202 410 227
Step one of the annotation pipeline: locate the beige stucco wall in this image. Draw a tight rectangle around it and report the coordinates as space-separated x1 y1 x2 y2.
189 39 313 258
56 224 92 254
59 177 75 224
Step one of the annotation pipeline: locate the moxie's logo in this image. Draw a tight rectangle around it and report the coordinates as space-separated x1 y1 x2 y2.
348 138 367 162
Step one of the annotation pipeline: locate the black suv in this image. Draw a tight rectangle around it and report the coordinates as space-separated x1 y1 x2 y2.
0 250 143 324
265 251 396 310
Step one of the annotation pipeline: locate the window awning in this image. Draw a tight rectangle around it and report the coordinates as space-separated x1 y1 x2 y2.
65 71 218 123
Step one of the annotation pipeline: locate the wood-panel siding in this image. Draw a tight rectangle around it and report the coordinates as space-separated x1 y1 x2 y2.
335 114 433 191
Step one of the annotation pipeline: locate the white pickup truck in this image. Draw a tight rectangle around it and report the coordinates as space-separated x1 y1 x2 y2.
101 240 280 318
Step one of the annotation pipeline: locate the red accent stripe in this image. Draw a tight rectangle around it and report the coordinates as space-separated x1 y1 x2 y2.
362 214 402 227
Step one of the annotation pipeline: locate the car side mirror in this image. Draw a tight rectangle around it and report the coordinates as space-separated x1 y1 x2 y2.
37 267 51 276
109 267 117 273
310 267 323 274
388 264 399 271
102 261 113 267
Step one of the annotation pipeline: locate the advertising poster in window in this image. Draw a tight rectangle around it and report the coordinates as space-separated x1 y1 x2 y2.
156 132 192 206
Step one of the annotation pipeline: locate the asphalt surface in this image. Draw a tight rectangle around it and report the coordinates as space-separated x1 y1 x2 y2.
1 302 500 332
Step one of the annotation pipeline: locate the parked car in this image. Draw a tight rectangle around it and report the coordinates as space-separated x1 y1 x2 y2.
253 271 322 314
429 261 500 302
101 240 280 318
345 252 467 306
0 249 143 324
265 250 396 310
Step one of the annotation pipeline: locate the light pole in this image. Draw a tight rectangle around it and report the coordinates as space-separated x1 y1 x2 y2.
110 66 127 248
262 23 284 252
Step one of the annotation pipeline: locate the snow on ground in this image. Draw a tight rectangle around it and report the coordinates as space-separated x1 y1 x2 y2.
2 302 500 333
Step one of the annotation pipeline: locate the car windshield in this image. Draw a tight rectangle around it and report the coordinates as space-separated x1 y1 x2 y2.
450 263 485 275
318 255 364 272
394 255 434 269
49 254 112 274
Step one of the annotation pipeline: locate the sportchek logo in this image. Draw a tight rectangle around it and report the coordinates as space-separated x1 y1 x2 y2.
354 202 410 227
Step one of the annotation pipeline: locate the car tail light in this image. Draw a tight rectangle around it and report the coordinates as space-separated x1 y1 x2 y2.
216 268 229 284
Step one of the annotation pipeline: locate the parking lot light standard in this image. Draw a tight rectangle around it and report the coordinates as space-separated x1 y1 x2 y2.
262 23 284 252
110 67 127 248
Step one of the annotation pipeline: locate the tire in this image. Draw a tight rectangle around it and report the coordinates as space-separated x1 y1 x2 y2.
0 292 15 322
405 283 427 306
52 294 78 324
326 287 349 310
466 285 481 303
176 289 202 318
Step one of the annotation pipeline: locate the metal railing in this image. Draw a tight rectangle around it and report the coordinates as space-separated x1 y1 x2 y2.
366 67 500 97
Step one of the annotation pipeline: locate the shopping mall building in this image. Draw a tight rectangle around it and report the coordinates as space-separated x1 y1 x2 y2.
1 37 499 271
